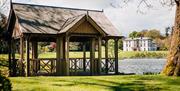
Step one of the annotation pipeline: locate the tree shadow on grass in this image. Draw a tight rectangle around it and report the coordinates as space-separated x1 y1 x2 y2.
52 77 162 91
136 75 180 85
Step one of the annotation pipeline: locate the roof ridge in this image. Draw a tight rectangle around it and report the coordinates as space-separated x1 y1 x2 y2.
68 14 85 20
59 18 70 32
59 14 86 32
12 2 103 12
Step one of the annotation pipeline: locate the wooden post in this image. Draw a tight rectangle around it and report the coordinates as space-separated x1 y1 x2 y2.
83 42 86 72
64 36 70 76
8 39 12 76
114 38 119 75
25 37 30 76
20 37 24 76
12 39 16 76
90 38 95 75
56 37 63 75
97 37 102 74
56 37 60 75
105 39 109 74
74 59 77 75
32 41 38 74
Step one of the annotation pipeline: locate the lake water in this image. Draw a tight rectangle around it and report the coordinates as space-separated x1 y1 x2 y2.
118 59 166 74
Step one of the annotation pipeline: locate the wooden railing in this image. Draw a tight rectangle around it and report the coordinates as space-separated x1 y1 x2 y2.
30 58 56 75
101 58 115 73
69 58 90 72
69 58 115 73
29 58 115 75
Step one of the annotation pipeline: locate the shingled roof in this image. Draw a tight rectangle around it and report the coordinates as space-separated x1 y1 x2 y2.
12 3 121 37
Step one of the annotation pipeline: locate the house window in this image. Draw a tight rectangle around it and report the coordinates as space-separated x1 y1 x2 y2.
139 41 142 47
126 41 128 47
144 41 146 47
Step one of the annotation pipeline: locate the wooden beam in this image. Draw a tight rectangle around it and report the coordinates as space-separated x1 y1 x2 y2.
102 36 124 40
66 16 86 34
56 37 60 75
32 41 38 74
8 39 12 76
69 33 99 38
20 37 24 76
56 37 63 75
64 36 70 76
32 41 38 59
105 39 109 74
86 16 106 36
25 37 30 76
12 39 16 76
97 37 102 74
90 38 95 75
114 38 119 75
83 42 86 72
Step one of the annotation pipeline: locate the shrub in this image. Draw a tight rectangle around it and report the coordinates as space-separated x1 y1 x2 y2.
131 52 167 58
0 75 11 91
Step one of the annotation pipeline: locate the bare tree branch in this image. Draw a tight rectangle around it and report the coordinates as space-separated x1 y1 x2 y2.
0 0 8 12
0 13 7 31
174 0 180 6
0 0 8 32
138 0 152 8
110 0 176 14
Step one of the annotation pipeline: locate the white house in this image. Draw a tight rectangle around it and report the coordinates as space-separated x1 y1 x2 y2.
123 37 157 51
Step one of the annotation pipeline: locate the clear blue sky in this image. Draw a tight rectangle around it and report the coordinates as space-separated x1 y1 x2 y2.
2 0 176 36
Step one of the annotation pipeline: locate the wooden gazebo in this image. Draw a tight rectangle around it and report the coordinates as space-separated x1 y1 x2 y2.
8 3 123 76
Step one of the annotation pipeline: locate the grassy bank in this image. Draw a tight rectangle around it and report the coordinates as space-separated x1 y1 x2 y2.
37 51 168 59
119 51 168 59
0 51 168 60
10 75 180 91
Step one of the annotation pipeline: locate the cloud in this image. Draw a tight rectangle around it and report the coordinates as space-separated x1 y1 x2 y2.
13 0 109 10
104 1 175 36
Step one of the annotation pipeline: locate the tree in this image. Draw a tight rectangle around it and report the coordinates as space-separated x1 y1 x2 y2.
129 31 141 38
129 29 163 39
0 14 7 33
144 29 163 39
138 29 148 37
111 0 180 76
165 27 171 37
0 14 6 27
0 0 8 38
118 39 123 50
162 0 180 76
0 0 8 54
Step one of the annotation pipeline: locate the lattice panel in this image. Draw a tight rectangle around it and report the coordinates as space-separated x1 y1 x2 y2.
108 59 115 72
100 58 115 73
30 58 56 75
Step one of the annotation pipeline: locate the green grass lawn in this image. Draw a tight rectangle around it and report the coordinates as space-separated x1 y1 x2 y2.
0 51 168 59
1 51 171 91
10 75 180 91
38 51 168 59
